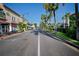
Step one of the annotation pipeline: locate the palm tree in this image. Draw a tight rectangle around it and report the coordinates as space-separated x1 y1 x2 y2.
40 14 48 31
41 14 47 23
43 3 59 31
43 4 49 21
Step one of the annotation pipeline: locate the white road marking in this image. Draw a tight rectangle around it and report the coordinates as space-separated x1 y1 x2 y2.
38 32 40 56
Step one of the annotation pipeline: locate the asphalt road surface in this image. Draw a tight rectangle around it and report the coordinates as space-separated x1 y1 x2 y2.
40 32 79 56
0 30 79 56
0 30 38 56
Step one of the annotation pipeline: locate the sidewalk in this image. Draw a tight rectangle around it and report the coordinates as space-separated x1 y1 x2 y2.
0 32 22 40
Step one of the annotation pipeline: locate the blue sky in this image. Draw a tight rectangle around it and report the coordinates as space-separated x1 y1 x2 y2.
5 3 79 25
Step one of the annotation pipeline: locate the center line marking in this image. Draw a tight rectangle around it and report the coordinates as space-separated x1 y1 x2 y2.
38 32 40 56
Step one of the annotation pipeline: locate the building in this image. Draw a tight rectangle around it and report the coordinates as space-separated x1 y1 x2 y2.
27 23 36 30
63 13 70 29
31 24 36 29
0 4 24 34
63 13 78 29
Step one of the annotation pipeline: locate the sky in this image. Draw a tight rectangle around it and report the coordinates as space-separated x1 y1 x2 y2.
5 3 79 25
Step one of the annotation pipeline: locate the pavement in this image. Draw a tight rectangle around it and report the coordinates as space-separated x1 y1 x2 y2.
0 30 38 56
0 30 79 56
40 32 79 56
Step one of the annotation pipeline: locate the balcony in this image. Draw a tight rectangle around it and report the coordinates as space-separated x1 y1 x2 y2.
0 9 6 20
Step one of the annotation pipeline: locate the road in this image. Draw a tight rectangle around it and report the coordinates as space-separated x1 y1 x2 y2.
0 30 38 56
0 30 79 56
40 32 79 56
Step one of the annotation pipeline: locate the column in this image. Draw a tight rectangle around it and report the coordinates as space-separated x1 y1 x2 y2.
9 23 12 32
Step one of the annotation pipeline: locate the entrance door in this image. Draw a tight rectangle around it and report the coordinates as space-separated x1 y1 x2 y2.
1 24 9 34
2 25 6 34
0 25 2 34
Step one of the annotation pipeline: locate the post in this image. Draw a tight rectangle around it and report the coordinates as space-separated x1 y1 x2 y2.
9 23 12 32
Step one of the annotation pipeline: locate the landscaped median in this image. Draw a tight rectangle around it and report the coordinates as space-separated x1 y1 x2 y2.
45 31 79 49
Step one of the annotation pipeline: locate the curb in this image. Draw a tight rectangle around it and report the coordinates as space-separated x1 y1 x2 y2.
63 40 79 49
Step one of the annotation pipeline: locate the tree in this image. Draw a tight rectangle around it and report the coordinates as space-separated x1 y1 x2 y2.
41 14 47 23
66 14 76 39
40 21 48 31
48 23 54 32
18 22 27 32
40 14 48 31
43 3 59 31
74 3 79 40
43 4 50 22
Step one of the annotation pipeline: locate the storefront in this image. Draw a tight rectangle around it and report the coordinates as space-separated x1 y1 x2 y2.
0 23 18 34
0 23 9 34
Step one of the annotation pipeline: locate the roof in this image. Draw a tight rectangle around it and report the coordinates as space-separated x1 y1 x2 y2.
4 4 21 17
0 4 3 10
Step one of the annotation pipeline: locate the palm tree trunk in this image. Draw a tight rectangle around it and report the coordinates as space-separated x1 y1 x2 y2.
75 3 79 40
45 11 48 31
53 10 56 31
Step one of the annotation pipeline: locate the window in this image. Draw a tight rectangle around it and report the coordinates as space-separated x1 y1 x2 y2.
6 12 10 16
12 16 16 22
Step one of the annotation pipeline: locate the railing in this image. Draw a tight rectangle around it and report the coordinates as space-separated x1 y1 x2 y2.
0 10 6 20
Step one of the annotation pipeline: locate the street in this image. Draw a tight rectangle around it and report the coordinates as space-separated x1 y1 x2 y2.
0 30 38 56
40 32 79 56
0 30 79 56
